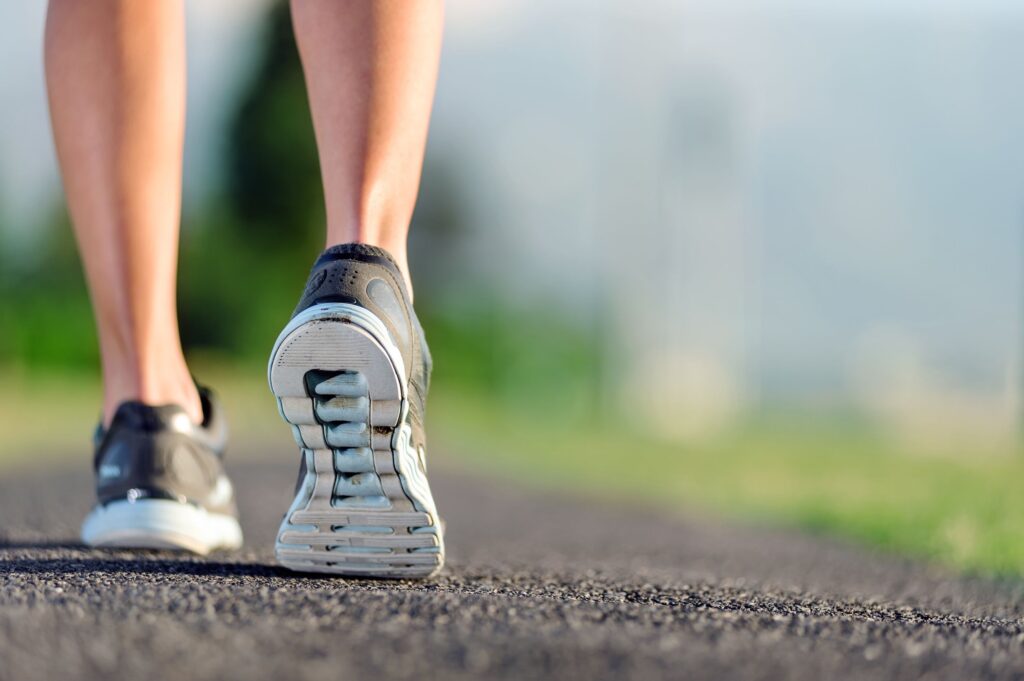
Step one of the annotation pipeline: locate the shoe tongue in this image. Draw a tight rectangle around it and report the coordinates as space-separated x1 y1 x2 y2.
319 242 397 261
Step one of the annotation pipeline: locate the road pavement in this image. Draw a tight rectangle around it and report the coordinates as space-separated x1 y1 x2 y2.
1 456 1023 680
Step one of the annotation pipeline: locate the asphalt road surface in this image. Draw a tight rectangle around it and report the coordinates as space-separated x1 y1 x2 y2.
2 455 1024 681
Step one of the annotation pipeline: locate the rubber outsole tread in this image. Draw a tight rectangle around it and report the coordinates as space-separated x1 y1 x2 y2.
278 532 437 548
276 550 440 565
288 510 433 526
268 304 444 578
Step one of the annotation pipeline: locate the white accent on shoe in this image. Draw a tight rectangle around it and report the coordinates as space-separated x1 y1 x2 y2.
81 498 243 555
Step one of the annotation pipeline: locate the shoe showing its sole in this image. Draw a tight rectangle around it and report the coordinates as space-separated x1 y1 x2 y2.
81 499 244 555
268 303 444 578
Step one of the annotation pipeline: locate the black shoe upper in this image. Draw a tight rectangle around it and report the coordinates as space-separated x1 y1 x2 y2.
92 386 238 517
295 243 433 451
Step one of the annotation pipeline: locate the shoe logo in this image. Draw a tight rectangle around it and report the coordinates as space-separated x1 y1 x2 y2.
98 464 122 479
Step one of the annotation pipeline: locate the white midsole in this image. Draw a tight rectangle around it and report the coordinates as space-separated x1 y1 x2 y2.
267 302 407 398
81 499 243 555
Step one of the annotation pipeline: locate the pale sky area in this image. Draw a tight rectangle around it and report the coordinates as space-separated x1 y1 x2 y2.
1 0 1022 440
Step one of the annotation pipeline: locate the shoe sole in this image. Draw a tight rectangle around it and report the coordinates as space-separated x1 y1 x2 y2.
81 499 244 555
267 302 444 578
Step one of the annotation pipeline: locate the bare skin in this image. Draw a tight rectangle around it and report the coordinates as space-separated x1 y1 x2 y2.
45 0 444 425
292 0 444 295
45 0 198 425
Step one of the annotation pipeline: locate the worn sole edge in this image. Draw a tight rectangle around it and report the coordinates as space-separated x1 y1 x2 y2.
268 302 445 579
81 499 244 556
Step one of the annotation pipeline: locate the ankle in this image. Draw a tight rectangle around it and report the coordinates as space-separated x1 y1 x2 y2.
101 360 202 427
382 244 413 301
323 235 413 300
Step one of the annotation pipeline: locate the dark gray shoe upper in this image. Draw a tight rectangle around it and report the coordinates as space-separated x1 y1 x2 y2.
92 387 238 517
294 243 432 449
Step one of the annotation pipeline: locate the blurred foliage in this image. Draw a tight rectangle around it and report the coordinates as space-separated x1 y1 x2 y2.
0 206 97 370
225 3 323 248
0 1 603 422
177 2 321 360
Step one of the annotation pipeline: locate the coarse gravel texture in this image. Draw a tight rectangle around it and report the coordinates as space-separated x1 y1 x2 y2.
1 455 1024 681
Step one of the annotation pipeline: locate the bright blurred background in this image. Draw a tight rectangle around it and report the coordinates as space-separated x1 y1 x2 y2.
2 0 1024 574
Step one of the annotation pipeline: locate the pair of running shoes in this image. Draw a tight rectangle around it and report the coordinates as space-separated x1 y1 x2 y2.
81 244 444 578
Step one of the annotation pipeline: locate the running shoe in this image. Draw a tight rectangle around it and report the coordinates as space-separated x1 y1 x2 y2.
268 243 443 577
81 387 243 554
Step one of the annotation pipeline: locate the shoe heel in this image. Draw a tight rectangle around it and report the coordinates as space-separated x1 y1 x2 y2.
268 304 444 578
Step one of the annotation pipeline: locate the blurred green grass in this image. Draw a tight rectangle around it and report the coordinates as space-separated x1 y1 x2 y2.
430 387 1024 577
